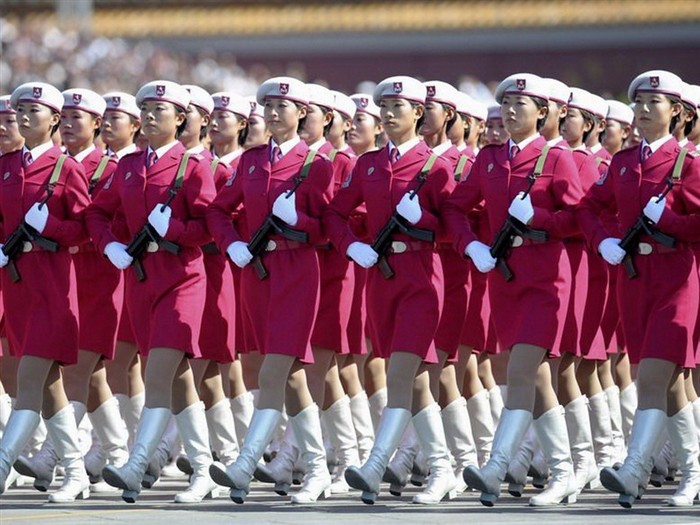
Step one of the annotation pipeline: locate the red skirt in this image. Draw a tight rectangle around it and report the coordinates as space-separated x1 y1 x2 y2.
559 241 587 357
310 247 354 354
488 242 571 356
434 248 469 360
240 245 319 364
347 265 368 356
2 251 79 365
365 249 442 363
617 248 698 368
73 248 124 359
125 248 206 358
198 252 236 364
580 249 609 361
460 261 489 352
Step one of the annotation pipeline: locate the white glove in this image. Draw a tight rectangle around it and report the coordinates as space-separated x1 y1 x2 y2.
25 202 49 234
148 204 171 237
226 241 253 268
598 237 625 265
508 192 534 224
346 241 378 269
0 244 8 268
643 195 666 224
396 193 422 225
465 240 497 273
104 242 133 270
272 191 298 226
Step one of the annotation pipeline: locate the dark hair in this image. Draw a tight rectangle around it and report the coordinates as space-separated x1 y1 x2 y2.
295 102 307 135
92 114 101 140
668 95 683 134
532 96 549 132
553 102 567 130
317 105 335 139
411 102 425 134
238 119 250 147
175 106 188 139
443 103 458 134
195 106 210 142
578 108 599 143
50 110 61 136
452 111 472 139
681 101 698 137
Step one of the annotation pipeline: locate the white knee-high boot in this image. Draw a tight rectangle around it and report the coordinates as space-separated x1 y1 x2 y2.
441 397 478 492
619 383 637 444
174 402 220 503
205 399 240 467
488 386 506 426
604 386 626 465
345 407 411 504
15 401 87 492
87 397 130 472
666 404 700 507
102 407 171 503
382 420 420 496
141 414 180 488
467 389 494 466
322 397 360 494
209 408 281 504
290 404 332 504
412 403 458 504
600 408 666 508
230 391 255 447
45 405 91 503
589 392 615 469
564 396 598 492
349 392 375 463
462 408 531 506
529 406 577 506
254 422 298 495
367 388 387 432
0 410 41 493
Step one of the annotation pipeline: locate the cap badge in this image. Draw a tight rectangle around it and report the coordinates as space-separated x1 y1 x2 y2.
393 82 403 94
516 79 526 90
279 83 289 95
32 87 42 98
111 96 121 107
155 85 166 97
427 85 436 97
650 76 660 88
360 97 368 108
72 93 82 105
221 96 230 107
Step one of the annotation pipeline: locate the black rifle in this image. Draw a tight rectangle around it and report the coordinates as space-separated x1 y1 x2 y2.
618 176 676 279
370 154 437 279
125 189 180 282
247 182 308 280
2 193 58 283
490 179 548 282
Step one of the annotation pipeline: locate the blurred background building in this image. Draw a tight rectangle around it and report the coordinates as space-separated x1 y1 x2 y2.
1 0 699 103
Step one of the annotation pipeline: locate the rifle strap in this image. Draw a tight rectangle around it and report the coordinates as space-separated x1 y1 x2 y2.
299 149 317 180
328 148 338 162
454 155 469 182
90 156 111 184
532 145 551 178
421 153 438 177
672 148 688 181
46 154 67 194
170 152 190 194
210 157 221 173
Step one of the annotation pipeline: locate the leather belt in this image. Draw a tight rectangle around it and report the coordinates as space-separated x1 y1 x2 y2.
388 241 432 254
201 242 220 255
22 242 48 253
510 235 548 248
636 242 676 255
68 244 97 255
265 239 305 252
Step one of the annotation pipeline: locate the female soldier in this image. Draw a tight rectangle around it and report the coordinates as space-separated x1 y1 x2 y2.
207 77 335 505
578 70 700 508
442 73 582 507
15 89 131 494
324 75 457 505
482 104 510 147
86 80 218 504
328 90 356 156
100 92 145 448
0 82 91 502
209 91 256 448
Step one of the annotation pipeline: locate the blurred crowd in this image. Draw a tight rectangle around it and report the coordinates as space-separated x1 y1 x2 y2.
0 18 496 105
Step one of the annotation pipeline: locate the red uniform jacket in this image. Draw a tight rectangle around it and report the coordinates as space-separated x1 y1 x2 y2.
324 141 455 361
443 136 582 353
207 140 334 362
578 139 700 367
0 146 89 364
86 142 215 356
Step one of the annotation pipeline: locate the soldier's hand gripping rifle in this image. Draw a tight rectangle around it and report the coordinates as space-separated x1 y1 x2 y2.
489 145 550 282
247 149 316 280
2 155 65 282
370 154 438 279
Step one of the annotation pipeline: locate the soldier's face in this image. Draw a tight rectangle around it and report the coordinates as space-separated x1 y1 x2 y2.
264 98 306 138
420 101 452 138
500 95 544 139
633 92 681 138
210 109 244 147
101 111 139 148
380 97 421 141
348 112 381 153
15 102 59 143
140 101 184 143
0 112 24 154
60 108 99 151
561 107 589 145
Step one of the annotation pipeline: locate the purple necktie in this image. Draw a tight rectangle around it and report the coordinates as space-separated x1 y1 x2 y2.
271 146 282 166
147 151 157 168
642 145 652 161
23 151 33 167
390 147 400 164
510 144 519 160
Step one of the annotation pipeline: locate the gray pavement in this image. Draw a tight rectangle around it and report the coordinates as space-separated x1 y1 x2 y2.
1 477 699 525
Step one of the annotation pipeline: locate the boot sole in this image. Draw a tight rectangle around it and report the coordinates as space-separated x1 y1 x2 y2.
382 467 406 496
208 465 236 489
253 466 291 495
